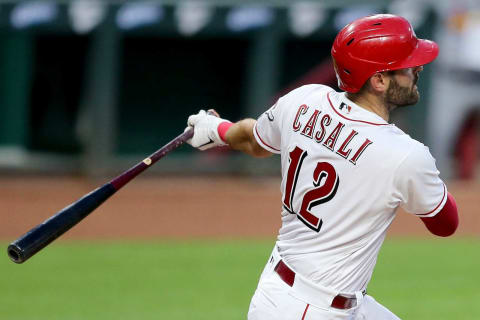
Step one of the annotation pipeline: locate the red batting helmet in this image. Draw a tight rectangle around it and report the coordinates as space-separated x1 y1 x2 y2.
331 14 439 93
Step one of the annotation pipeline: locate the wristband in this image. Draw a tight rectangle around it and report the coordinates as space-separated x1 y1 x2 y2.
218 121 233 143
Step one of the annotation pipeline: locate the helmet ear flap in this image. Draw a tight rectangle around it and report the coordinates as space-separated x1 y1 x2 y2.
331 56 361 93
332 58 342 90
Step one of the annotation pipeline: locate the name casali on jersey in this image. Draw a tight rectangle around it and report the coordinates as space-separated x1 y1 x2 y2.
291 103 373 166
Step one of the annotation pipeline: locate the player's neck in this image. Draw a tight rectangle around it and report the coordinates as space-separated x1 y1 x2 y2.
346 92 391 122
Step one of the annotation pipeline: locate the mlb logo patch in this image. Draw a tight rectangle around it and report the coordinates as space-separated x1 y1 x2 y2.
339 102 352 114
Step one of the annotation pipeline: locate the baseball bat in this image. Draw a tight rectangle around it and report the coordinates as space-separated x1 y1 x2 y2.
7 127 195 264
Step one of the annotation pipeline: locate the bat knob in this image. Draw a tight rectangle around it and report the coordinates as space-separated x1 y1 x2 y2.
7 243 24 264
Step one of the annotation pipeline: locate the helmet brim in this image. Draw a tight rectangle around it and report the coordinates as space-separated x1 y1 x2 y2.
395 39 439 70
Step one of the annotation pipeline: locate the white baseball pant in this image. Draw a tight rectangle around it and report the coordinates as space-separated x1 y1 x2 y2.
248 246 401 320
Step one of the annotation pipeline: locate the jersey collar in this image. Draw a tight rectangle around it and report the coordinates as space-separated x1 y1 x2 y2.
327 91 390 126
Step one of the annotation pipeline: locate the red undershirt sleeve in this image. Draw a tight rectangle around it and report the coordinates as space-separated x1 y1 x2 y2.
420 192 459 237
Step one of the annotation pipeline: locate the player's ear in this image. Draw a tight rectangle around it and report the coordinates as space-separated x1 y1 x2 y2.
368 72 389 93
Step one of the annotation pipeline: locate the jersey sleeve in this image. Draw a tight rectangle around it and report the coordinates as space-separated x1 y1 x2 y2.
253 100 282 154
253 84 325 154
394 143 447 217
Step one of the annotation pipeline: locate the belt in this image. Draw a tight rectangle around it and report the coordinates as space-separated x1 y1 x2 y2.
274 260 359 310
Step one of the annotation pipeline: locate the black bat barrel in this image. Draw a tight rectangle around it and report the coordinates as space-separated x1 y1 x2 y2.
8 127 195 264
7 183 116 264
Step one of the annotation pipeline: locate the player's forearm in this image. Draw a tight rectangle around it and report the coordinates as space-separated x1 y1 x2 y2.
224 119 272 158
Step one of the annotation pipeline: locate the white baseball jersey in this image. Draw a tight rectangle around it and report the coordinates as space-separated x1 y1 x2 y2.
253 84 447 293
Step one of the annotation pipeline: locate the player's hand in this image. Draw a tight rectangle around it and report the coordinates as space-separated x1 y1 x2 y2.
185 109 229 150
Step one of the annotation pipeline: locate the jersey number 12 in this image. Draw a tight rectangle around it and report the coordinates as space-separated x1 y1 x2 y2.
283 146 339 232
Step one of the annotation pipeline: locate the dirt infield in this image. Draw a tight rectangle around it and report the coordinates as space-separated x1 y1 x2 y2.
0 176 478 240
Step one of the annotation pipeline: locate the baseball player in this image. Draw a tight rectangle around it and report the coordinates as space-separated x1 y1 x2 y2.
186 14 459 319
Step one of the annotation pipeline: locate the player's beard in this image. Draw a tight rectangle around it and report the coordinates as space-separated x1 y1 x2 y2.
385 75 419 108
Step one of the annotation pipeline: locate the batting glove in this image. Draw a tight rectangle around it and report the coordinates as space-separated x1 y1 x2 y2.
186 109 230 150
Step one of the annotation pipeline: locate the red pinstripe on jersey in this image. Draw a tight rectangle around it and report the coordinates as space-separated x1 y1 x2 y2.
415 184 447 216
254 123 281 152
301 304 310 320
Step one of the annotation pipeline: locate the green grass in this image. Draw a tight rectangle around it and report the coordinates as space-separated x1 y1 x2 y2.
369 237 480 319
0 238 478 319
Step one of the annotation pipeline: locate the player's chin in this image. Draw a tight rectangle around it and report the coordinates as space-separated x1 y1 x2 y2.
408 85 420 102
412 87 420 103
397 92 419 108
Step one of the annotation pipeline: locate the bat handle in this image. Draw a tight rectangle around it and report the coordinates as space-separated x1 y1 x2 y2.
110 110 216 190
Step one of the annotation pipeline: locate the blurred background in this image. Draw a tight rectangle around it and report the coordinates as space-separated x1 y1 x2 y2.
1 0 478 178
0 0 479 319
